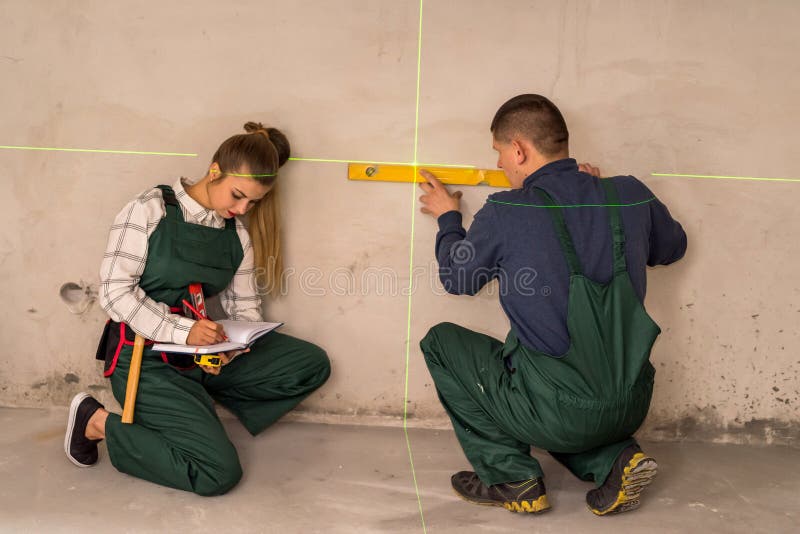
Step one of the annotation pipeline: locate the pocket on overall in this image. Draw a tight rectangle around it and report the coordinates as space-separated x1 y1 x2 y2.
523 360 655 453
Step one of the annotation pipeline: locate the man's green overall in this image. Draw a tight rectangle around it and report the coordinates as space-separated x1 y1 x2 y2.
100 186 330 496
420 180 660 487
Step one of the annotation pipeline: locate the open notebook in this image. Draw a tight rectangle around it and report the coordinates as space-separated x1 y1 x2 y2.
152 320 283 354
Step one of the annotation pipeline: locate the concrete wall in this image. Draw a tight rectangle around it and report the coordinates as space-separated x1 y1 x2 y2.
1 0 798 446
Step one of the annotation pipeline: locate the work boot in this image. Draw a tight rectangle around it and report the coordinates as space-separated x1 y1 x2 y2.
586 444 658 515
451 471 550 513
64 392 105 467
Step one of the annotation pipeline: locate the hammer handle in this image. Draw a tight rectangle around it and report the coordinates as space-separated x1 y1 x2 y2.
121 334 145 424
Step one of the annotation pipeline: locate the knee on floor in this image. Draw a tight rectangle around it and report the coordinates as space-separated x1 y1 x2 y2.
194 454 243 497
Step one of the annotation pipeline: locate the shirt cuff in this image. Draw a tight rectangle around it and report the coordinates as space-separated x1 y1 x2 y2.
437 210 463 231
170 316 195 345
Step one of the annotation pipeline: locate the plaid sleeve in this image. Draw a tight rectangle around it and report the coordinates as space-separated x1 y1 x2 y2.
219 221 263 322
98 189 196 343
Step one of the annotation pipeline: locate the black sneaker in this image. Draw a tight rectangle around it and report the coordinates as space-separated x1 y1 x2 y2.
451 471 550 513
586 444 658 515
64 392 105 467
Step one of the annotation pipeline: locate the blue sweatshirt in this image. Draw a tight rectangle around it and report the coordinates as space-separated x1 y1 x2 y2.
435 158 687 356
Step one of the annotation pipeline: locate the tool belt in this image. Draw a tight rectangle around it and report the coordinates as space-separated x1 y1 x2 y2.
95 307 197 376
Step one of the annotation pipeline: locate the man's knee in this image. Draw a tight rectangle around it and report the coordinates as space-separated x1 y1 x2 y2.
420 322 462 365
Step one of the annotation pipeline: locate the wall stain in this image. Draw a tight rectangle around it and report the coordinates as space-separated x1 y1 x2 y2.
643 409 799 448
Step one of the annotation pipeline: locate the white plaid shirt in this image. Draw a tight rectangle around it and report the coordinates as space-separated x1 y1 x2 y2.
99 177 263 344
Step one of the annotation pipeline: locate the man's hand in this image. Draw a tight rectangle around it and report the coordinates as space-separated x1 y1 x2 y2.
186 319 227 345
418 169 463 218
578 162 602 177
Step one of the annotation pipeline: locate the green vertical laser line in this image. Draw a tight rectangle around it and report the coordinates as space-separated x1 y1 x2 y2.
0 145 196 157
652 172 800 183
404 0 427 532
412 0 424 168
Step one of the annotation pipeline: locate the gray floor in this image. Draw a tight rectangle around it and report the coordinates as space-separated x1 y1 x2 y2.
0 407 798 533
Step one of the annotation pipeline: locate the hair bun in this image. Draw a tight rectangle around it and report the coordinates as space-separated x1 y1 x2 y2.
243 121 266 134
243 121 291 167
265 127 290 167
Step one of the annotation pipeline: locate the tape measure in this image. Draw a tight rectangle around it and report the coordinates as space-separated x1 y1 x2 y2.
194 354 222 367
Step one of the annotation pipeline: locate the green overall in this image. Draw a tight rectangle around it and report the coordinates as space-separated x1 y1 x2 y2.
420 180 660 487
102 186 331 496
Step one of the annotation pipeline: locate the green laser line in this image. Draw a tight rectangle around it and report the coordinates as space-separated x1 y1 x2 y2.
403 0 427 533
0 145 196 157
412 0 424 168
489 197 656 208
226 172 276 177
652 172 800 183
289 156 474 169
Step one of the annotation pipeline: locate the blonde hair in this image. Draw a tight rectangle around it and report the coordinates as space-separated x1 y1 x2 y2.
212 121 290 297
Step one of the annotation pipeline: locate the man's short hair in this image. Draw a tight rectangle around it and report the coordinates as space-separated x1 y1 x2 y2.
490 94 569 157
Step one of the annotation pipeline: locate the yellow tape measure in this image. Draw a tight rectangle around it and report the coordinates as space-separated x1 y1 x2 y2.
194 354 222 367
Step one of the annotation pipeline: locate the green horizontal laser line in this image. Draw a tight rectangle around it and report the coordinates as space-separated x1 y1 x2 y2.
489 197 656 208
652 173 800 183
226 172 276 177
289 156 474 169
0 145 196 157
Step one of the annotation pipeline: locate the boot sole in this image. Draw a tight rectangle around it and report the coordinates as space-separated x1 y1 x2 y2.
590 452 658 516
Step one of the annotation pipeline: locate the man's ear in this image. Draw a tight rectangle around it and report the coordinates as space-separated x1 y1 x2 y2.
511 139 527 166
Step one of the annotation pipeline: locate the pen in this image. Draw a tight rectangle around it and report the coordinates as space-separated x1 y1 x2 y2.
182 299 229 341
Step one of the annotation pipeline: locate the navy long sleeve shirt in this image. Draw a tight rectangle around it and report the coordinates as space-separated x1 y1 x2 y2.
435 158 687 356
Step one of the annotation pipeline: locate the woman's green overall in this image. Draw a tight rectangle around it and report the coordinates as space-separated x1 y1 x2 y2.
99 186 330 495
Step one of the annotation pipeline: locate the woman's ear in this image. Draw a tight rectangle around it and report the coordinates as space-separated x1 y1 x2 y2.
209 163 221 181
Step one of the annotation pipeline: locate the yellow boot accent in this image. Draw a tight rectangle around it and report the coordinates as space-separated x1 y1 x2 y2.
591 452 658 516
503 494 551 514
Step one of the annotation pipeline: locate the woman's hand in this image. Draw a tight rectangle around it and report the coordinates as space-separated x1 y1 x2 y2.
197 348 250 375
186 319 227 346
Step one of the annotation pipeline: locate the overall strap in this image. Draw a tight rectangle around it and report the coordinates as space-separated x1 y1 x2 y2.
155 185 184 222
156 184 237 230
533 187 583 276
601 180 627 273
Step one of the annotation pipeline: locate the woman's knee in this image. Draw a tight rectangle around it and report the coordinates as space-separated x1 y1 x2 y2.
195 452 243 497
307 344 331 385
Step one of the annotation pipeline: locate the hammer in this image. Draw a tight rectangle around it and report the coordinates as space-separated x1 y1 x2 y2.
121 334 145 424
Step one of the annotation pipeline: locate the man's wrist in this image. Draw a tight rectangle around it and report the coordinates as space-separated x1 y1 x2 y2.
437 210 462 230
